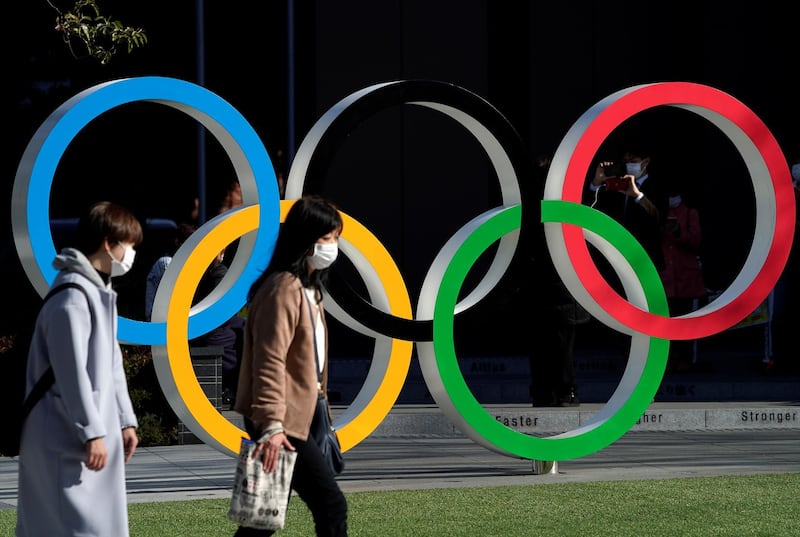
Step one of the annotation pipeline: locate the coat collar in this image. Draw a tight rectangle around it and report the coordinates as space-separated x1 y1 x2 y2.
52 248 110 290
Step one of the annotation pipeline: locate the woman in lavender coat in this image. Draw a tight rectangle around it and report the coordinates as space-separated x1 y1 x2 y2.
16 201 141 537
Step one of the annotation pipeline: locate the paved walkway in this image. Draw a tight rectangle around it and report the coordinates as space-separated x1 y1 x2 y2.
2 402 799 509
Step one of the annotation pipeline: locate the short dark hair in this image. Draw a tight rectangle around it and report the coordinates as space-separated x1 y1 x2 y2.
76 201 143 255
623 140 652 160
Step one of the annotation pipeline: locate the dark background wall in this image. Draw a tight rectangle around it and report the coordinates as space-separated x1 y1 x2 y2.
2 1 797 359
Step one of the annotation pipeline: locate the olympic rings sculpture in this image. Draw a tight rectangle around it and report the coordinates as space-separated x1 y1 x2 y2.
12 77 794 462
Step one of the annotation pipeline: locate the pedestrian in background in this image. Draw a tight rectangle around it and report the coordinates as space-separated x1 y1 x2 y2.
659 188 706 372
144 222 196 320
191 247 246 407
523 155 590 406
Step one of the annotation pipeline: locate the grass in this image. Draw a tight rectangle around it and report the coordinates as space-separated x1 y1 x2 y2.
2 473 799 536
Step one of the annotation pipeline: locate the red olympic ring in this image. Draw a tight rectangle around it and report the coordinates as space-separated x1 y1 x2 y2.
550 82 794 339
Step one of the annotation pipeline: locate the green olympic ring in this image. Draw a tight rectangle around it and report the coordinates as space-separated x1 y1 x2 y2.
418 200 669 460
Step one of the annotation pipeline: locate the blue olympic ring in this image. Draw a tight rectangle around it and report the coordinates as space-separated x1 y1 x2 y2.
11 77 280 344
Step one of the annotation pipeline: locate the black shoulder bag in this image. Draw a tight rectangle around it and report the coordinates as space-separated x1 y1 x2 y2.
305 290 345 475
1 282 92 457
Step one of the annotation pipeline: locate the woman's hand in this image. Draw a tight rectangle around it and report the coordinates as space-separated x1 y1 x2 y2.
252 432 295 472
85 437 107 471
122 427 139 463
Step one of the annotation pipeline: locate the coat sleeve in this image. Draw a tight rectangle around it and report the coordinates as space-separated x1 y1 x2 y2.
113 352 138 429
44 293 107 443
113 315 138 430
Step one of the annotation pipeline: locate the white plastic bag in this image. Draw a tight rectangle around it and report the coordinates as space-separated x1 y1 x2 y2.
227 438 296 530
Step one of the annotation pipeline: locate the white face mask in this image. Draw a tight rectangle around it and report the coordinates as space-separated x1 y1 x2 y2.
307 242 338 271
791 163 800 182
109 245 136 277
625 162 643 179
668 195 683 208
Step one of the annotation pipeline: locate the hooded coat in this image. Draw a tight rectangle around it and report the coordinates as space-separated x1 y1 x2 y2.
16 248 138 537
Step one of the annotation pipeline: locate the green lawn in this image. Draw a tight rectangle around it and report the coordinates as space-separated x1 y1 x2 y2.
2 473 798 536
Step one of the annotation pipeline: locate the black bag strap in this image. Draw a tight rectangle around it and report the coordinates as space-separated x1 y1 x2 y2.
21 282 93 419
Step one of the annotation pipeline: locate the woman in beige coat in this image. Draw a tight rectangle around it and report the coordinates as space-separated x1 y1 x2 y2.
234 195 347 536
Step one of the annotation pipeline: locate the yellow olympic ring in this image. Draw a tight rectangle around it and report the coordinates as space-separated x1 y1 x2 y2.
152 201 413 455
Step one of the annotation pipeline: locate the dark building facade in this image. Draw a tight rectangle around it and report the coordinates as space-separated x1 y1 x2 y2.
3 2 797 394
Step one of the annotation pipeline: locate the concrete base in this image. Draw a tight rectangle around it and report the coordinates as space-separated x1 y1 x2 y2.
218 401 800 442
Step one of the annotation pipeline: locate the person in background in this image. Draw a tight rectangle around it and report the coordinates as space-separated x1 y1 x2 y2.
190 247 246 407
273 148 287 199
233 195 348 536
16 201 141 537
218 178 243 214
522 155 589 407
588 144 668 274
215 178 245 270
768 155 800 373
144 222 197 321
584 143 669 365
659 188 707 372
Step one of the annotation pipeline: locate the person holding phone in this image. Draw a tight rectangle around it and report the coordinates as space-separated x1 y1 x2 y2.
587 144 668 273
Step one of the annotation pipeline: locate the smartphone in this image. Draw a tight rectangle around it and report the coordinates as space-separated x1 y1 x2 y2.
605 177 629 191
